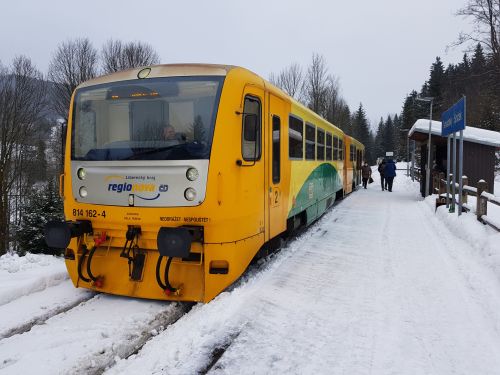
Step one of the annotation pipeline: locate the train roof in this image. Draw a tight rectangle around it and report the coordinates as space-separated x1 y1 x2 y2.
77 63 237 89
76 63 362 146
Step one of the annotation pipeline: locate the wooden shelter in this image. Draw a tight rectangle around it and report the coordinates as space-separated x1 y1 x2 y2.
408 119 500 196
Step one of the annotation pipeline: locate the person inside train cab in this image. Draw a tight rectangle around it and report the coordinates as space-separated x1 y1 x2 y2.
163 124 178 142
162 124 186 146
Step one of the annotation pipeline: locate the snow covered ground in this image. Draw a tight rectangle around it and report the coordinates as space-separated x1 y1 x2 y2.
1 169 500 374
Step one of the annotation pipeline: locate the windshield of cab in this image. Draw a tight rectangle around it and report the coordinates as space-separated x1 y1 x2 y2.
71 76 224 161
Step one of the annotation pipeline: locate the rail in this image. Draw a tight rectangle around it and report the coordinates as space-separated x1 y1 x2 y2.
432 172 500 232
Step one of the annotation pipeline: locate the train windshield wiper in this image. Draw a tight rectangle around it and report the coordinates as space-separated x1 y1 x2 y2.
124 143 185 160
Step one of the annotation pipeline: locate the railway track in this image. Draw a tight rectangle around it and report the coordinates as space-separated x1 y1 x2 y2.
0 291 191 374
0 252 276 375
0 293 93 340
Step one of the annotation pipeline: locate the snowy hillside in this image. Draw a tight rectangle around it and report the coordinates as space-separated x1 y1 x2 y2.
0 169 499 374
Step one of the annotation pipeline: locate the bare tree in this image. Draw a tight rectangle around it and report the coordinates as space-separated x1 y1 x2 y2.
304 54 330 116
324 75 342 122
269 63 305 101
271 55 351 128
48 38 98 122
0 56 46 254
101 40 160 74
457 0 500 66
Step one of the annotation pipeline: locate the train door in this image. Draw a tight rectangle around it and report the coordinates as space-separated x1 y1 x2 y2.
240 86 266 238
343 136 350 193
267 93 287 239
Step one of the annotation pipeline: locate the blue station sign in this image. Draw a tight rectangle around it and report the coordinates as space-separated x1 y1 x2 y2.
441 97 466 136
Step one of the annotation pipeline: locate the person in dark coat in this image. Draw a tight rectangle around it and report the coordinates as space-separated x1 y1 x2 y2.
384 159 397 192
361 162 372 189
378 159 386 191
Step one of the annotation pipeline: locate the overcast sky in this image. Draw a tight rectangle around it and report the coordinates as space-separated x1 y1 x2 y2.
0 0 472 130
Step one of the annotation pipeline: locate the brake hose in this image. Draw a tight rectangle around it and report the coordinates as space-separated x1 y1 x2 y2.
78 245 91 282
164 257 177 293
155 255 177 293
86 245 98 282
155 255 167 290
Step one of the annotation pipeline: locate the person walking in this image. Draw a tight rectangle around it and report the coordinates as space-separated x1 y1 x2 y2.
361 162 372 189
384 159 397 192
378 159 386 191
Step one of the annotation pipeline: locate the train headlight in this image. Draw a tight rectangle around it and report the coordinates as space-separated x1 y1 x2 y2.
79 186 88 198
77 168 86 180
186 168 199 181
184 188 197 201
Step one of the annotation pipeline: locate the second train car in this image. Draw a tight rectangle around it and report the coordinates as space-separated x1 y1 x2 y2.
45 64 365 302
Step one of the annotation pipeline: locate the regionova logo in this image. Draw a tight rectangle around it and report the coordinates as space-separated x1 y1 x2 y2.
105 175 168 201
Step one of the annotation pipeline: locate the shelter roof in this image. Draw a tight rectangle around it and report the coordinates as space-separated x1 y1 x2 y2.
408 119 500 148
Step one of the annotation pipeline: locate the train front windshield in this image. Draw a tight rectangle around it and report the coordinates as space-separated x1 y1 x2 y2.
71 76 224 161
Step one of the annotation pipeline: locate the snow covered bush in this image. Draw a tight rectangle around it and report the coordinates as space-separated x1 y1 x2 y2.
16 180 63 255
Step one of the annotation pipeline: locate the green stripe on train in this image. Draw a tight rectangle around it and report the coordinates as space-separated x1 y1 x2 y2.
288 163 343 223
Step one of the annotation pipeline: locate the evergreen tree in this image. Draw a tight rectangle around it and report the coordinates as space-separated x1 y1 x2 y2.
393 114 407 161
366 130 376 164
382 115 396 156
352 104 375 163
374 117 385 158
352 104 370 144
427 57 446 117
395 26 500 145
16 180 64 255
471 43 486 73
337 104 352 135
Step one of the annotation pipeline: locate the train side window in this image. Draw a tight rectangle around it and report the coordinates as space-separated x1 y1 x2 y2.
272 116 281 184
326 132 332 160
317 128 325 161
350 145 356 162
333 136 339 160
289 115 303 159
242 96 261 161
305 123 315 160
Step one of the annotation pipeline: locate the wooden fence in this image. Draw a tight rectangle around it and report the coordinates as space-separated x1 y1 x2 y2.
433 172 500 232
414 167 422 182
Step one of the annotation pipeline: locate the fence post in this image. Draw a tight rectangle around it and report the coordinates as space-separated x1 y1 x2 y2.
438 172 445 195
476 180 488 221
448 173 454 208
462 176 468 204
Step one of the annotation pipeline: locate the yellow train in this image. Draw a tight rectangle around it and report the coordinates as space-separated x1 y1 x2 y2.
45 64 365 302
